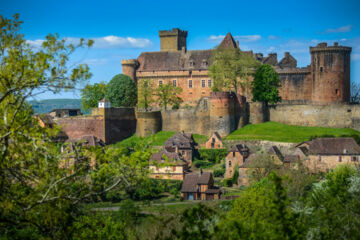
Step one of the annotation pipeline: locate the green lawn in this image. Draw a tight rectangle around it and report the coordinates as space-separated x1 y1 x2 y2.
225 121 360 143
193 134 209 144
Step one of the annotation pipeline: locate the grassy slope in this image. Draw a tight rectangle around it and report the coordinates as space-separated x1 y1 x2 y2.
117 131 209 147
225 121 360 143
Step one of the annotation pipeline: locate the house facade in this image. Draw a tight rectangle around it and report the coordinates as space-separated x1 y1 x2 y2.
164 132 194 165
181 171 221 200
205 132 224 149
225 144 250 178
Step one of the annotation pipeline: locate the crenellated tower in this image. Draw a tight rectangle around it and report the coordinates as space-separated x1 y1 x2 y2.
310 42 352 103
159 28 188 52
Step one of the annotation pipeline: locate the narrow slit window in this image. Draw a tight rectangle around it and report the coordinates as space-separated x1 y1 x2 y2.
189 80 193 88
202 79 206 88
173 80 177 87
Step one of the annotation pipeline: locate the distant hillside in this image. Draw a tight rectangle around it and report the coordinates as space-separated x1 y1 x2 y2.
29 99 90 114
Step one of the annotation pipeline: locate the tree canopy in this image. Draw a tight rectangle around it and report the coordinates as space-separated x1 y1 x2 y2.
155 83 183 110
105 74 137 107
81 82 107 110
252 64 281 104
137 78 156 111
208 47 260 95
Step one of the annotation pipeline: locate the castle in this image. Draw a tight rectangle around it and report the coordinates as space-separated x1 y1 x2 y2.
121 28 352 105
53 29 360 145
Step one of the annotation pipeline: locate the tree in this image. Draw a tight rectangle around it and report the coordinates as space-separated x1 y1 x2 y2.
81 82 107 110
155 83 183 110
137 78 155 111
252 64 281 105
208 47 260 95
105 74 137 107
0 15 149 239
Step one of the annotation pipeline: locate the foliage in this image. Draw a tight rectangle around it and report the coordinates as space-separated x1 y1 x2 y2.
192 133 209 144
226 121 360 143
223 178 233 187
208 47 260 95
81 82 107 110
105 74 137 107
137 78 156 111
193 159 214 169
245 153 280 184
198 149 227 164
213 168 226 177
232 165 239 184
155 83 183 110
252 64 281 104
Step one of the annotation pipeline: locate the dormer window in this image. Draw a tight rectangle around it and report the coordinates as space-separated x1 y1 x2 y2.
189 60 195 67
202 60 208 67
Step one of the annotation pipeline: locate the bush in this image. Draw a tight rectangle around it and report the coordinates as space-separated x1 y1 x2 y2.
198 149 227 163
214 168 226 177
193 160 214 169
223 178 233 187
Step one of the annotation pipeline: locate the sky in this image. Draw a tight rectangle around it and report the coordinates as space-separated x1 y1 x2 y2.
2 0 360 100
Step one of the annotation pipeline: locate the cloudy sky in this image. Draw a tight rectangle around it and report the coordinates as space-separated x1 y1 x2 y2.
2 0 360 99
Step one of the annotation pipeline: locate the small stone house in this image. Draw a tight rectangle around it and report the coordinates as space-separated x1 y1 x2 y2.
164 132 195 165
149 149 189 180
295 137 360 173
181 171 221 200
205 132 224 149
225 144 250 178
49 109 82 118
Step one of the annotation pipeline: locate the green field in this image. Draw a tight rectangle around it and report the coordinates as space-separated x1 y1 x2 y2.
225 121 360 143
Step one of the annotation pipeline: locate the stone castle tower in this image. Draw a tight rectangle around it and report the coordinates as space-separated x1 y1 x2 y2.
121 59 138 82
159 28 188 52
310 42 352 103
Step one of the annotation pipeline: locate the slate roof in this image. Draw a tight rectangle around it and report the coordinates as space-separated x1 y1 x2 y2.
164 132 194 151
229 144 249 157
181 172 213 193
212 132 222 140
268 146 284 160
37 114 55 125
150 149 187 166
66 135 105 148
218 32 238 49
137 50 213 71
296 138 360 155
283 155 299 163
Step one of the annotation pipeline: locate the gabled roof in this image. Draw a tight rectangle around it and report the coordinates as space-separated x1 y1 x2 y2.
268 146 284 160
164 132 194 151
229 144 249 153
211 132 222 141
150 149 187 166
66 135 105 148
36 114 55 125
181 172 213 192
219 32 238 49
296 138 360 155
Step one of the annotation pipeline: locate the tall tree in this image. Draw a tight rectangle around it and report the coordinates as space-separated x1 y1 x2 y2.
81 82 107 110
251 64 282 105
155 83 183 110
208 47 260 95
137 78 155 111
0 15 149 239
105 74 137 107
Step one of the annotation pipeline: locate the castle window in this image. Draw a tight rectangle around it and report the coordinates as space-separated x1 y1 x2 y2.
189 80 193 88
208 80 212 87
173 80 177 87
202 80 206 88
233 152 235 157
339 156 342 162
202 61 208 68
352 156 358 162
320 67 323 72
335 89 340 96
189 60 195 67
159 80 163 86
229 161 232 167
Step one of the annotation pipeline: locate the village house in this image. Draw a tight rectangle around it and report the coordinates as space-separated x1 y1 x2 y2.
295 137 360 173
149 149 189 180
164 132 195 165
205 132 224 149
225 144 250 178
49 108 82 118
181 171 221 200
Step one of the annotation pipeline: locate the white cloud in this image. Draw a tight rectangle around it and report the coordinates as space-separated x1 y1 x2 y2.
26 39 44 47
325 25 352 33
268 35 279 40
208 34 261 43
27 35 152 49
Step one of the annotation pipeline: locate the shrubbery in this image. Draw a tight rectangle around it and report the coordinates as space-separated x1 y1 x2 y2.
197 149 227 164
213 168 226 177
223 178 233 187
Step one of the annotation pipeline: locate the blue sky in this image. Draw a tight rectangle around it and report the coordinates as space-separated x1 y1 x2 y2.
2 0 360 99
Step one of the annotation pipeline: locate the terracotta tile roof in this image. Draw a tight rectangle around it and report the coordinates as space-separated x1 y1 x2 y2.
297 138 360 155
137 50 213 71
181 172 213 192
219 32 237 49
150 149 187 166
164 132 194 151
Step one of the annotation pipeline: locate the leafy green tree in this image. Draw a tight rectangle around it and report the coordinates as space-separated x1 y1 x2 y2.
137 78 155 111
232 165 239 185
252 64 281 105
81 82 107 110
106 74 137 107
208 47 260 95
0 15 150 239
155 83 183 110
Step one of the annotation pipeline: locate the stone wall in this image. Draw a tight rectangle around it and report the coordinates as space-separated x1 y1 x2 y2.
269 103 360 131
104 108 136 144
136 111 162 137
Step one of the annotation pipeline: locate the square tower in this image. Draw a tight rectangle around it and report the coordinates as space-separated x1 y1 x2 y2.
159 28 188 52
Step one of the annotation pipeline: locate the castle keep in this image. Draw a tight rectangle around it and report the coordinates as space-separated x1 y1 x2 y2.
122 28 352 105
